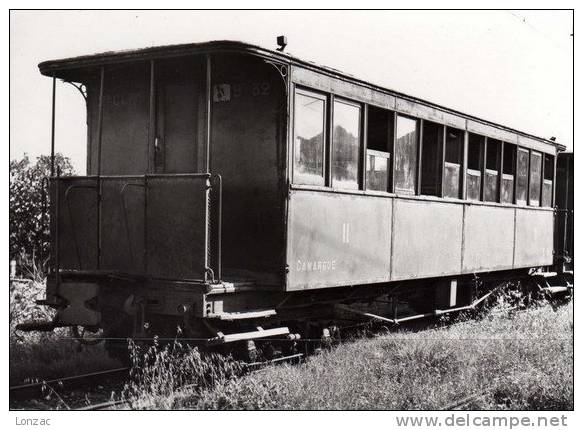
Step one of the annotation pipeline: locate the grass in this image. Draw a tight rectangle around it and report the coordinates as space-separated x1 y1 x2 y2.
10 275 573 410
120 340 242 409
9 335 120 386
9 278 120 386
122 300 573 410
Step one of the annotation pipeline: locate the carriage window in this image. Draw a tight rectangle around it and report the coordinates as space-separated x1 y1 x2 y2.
394 115 418 194
466 133 484 201
332 99 361 190
501 143 516 204
529 151 542 206
293 90 326 186
420 121 443 197
484 138 501 202
542 154 554 207
444 127 463 198
516 148 529 206
366 106 393 191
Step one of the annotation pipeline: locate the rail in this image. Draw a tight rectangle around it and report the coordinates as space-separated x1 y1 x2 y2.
9 367 130 402
49 173 223 284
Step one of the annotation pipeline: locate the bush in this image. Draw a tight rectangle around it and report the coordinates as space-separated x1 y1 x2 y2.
9 153 74 270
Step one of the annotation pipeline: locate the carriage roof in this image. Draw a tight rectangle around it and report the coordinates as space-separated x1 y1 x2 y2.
38 40 565 151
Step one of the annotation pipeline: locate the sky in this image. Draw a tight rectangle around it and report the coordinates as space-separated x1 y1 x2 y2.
10 10 573 173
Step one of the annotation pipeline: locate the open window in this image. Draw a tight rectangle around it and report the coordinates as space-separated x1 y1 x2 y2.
366 105 393 192
529 151 542 206
394 115 418 195
542 154 554 207
332 99 361 190
501 143 516 204
444 127 464 198
516 147 529 206
466 133 484 201
484 138 501 202
293 89 326 186
420 121 443 196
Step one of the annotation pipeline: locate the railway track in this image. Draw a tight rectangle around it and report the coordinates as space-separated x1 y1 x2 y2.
9 340 307 410
9 367 130 404
9 314 463 410
11 296 569 411
77 352 306 410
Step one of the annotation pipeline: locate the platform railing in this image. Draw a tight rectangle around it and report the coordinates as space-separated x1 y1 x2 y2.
49 172 223 284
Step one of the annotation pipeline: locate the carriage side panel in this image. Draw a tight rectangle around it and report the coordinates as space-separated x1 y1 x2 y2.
286 191 391 291
391 199 463 280
514 209 554 268
462 205 515 272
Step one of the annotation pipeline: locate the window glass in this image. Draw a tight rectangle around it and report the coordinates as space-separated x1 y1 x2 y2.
516 148 529 206
366 151 389 191
542 154 554 208
484 139 501 202
294 91 326 185
501 143 516 204
529 151 542 206
332 100 361 190
394 115 418 194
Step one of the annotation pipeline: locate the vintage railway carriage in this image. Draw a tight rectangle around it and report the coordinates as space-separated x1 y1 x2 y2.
25 40 566 352
555 152 574 273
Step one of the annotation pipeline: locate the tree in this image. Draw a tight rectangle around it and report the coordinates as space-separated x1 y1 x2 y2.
9 153 75 269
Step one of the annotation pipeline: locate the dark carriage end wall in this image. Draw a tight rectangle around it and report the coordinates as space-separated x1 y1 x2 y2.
210 54 287 286
87 62 151 175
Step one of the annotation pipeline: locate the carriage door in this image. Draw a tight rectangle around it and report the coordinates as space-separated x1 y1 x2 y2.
147 58 209 280
154 58 205 173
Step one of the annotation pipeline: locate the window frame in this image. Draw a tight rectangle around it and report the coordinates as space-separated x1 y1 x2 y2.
466 133 485 201
393 113 420 196
443 126 465 199
528 150 543 207
292 87 328 187
500 142 516 204
419 120 444 197
364 104 394 193
484 137 502 202
541 153 554 207
330 96 363 191
515 146 530 206
290 86 556 210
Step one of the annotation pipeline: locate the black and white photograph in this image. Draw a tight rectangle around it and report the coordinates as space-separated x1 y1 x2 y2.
7 6 576 427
